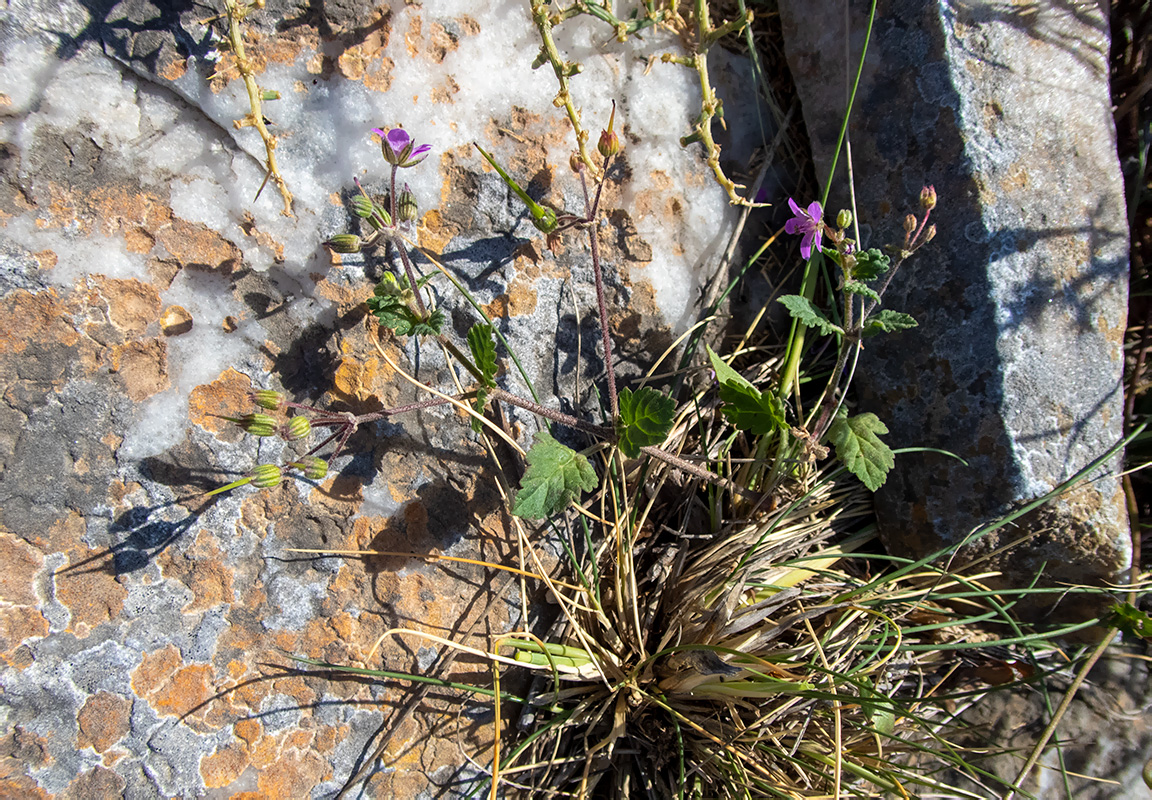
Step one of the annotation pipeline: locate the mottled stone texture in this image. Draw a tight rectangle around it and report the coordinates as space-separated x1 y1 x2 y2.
779 0 1130 609
0 0 762 796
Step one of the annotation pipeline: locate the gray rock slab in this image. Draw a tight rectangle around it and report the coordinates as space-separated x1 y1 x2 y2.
0 0 768 796
779 0 1130 613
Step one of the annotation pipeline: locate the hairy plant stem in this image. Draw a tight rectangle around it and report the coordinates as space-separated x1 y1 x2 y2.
489 388 613 439
579 164 619 418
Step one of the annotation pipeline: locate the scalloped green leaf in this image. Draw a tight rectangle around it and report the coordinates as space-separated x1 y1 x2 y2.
706 345 787 436
827 409 894 491
778 295 843 337
512 430 597 519
467 323 498 388
852 248 891 281
843 279 880 303
863 309 918 338
616 386 675 458
409 309 443 337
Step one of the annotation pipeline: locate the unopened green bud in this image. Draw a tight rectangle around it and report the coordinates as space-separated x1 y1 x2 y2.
251 463 282 488
241 413 278 437
920 185 937 211
282 415 311 440
597 101 621 158
924 223 937 243
398 184 418 222
903 214 917 234
298 456 328 480
326 234 363 253
836 209 853 229
252 390 284 411
261 90 281 101
351 195 376 219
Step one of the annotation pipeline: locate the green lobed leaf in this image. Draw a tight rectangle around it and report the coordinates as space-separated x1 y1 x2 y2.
467 323 498 388
827 409 895 491
778 295 844 337
852 248 891 281
367 295 417 335
843 279 881 303
863 309 918 338
512 430 598 519
1107 602 1152 640
616 386 675 458
409 308 445 337
706 345 787 436
470 388 489 434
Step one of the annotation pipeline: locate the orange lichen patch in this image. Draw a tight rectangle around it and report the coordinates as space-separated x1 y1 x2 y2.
109 338 169 402
77 692 132 753
427 19 476 63
234 718 262 748
146 659 214 719
0 289 80 357
0 607 48 667
88 186 173 241
86 277 161 336
61 766 127 799
247 733 281 770
159 56 187 81
55 546 127 638
332 356 383 402
239 213 285 262
0 534 42 607
188 369 255 437
200 744 248 789
254 750 329 797
0 727 52 785
160 305 194 336
313 724 343 755
0 532 48 663
131 645 182 696
416 209 457 254
429 75 459 104
156 217 242 273
157 546 235 612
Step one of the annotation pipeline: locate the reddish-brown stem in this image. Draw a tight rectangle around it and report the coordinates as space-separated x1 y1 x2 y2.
639 445 763 503
580 164 619 418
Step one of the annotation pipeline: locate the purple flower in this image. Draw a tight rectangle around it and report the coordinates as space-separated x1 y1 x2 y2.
784 198 823 259
373 127 432 168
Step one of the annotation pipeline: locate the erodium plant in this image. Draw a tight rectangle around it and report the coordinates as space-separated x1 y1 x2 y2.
212 113 935 518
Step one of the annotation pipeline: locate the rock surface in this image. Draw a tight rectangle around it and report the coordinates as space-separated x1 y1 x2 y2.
779 0 1131 613
0 1 763 796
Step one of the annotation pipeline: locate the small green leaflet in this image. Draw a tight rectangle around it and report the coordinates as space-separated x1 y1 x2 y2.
466 323 497 433
616 386 675 458
512 430 597 519
827 408 894 491
706 345 786 436
1107 602 1152 641
778 295 843 337
852 248 891 281
863 309 918 338
467 323 498 388
843 279 880 303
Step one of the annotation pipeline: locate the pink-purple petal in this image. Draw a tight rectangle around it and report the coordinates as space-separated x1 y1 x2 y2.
806 200 823 221
386 128 411 153
787 197 803 216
